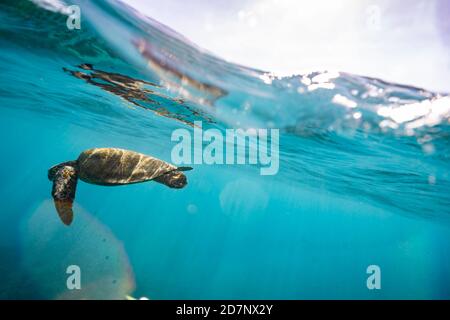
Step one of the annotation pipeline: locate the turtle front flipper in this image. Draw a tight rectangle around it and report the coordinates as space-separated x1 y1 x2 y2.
48 161 77 181
51 165 78 226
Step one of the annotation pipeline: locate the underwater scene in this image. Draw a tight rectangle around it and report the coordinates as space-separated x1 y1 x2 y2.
0 0 449 299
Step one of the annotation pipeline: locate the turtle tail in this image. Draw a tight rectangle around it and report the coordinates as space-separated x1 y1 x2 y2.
51 165 78 226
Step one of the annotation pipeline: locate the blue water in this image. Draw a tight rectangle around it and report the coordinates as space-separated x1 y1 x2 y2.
0 0 450 299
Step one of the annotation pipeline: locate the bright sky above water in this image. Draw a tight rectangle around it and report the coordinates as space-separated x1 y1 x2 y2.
123 0 450 93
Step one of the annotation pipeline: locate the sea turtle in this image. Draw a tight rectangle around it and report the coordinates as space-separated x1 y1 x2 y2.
48 148 192 226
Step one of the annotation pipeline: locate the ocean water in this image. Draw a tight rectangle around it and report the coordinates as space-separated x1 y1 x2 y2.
0 0 450 299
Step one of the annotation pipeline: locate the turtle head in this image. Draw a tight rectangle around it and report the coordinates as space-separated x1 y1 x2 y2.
154 170 187 189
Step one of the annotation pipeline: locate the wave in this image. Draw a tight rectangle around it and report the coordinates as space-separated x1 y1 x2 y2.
1 0 449 219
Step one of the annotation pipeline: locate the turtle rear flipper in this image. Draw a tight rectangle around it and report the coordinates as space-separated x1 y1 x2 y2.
177 166 193 172
51 165 78 226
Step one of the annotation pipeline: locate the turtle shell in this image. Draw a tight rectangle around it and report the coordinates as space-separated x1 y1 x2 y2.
77 148 177 185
